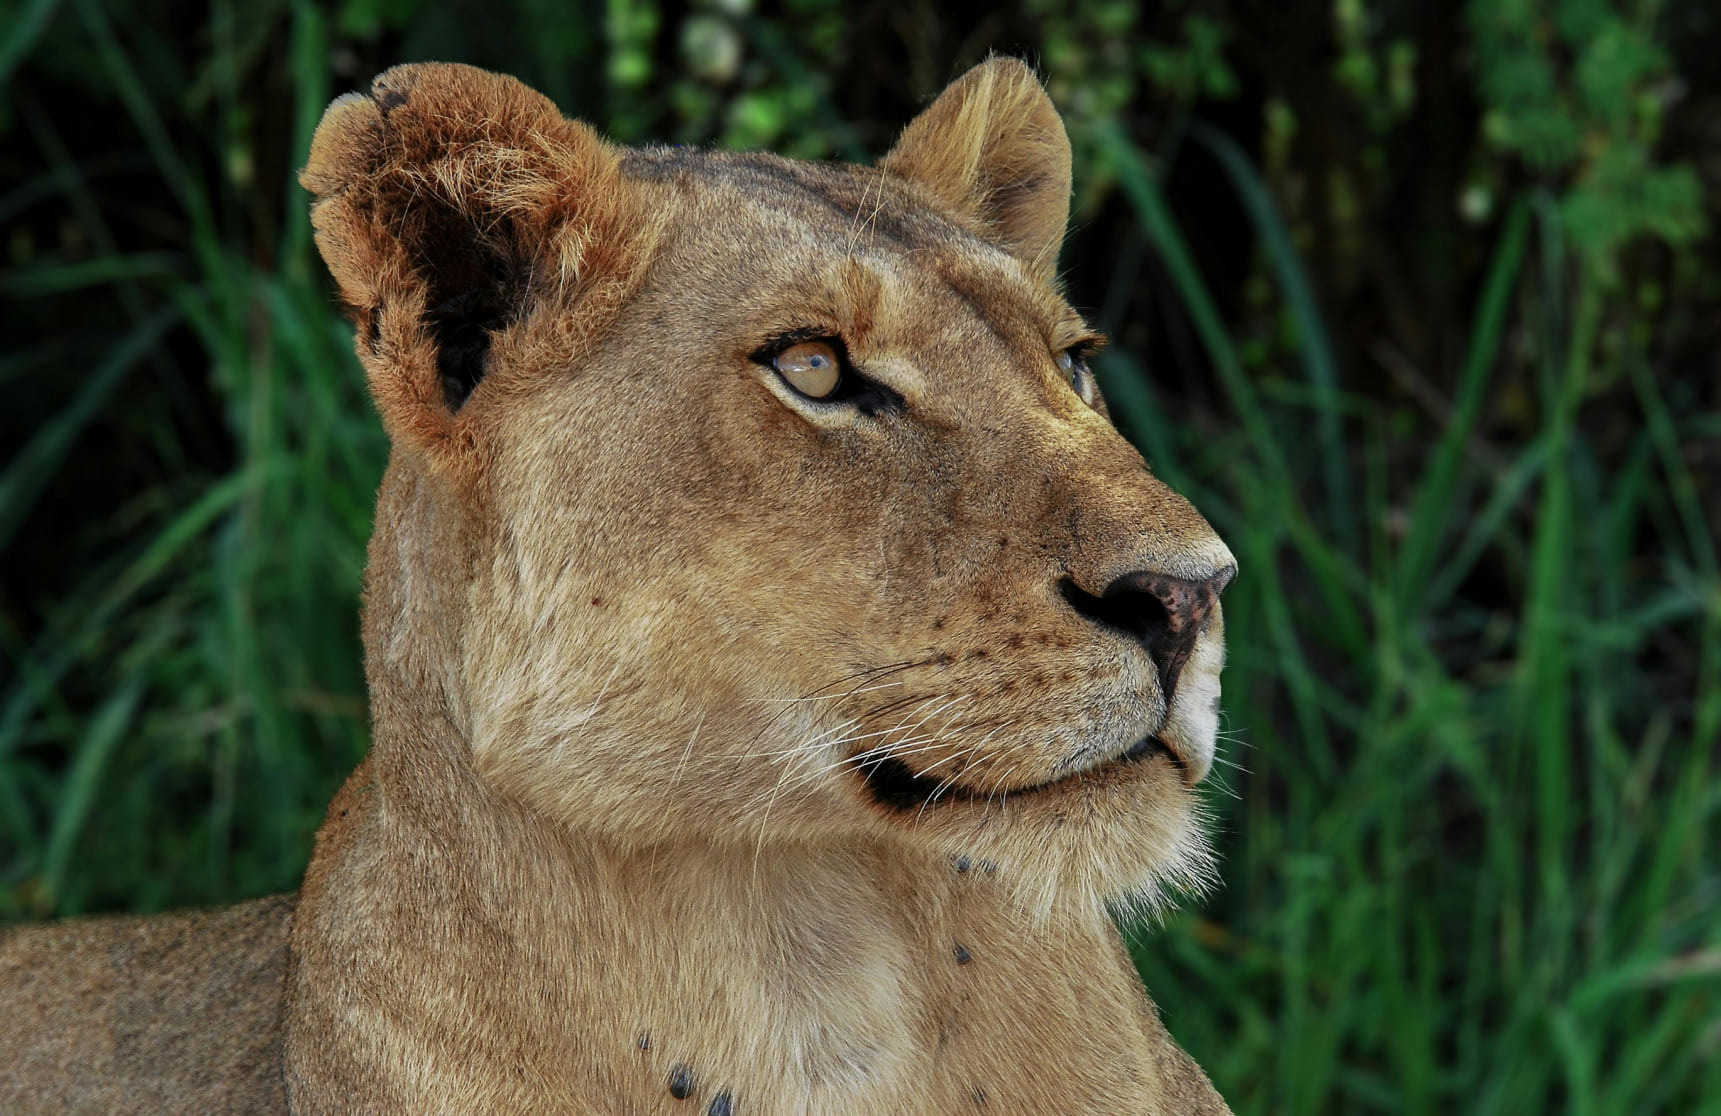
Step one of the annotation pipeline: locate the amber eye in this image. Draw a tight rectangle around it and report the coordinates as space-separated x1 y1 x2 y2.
1056 347 1094 404
773 341 843 400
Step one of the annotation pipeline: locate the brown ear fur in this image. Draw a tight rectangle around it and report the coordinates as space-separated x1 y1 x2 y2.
300 63 652 461
880 56 1073 284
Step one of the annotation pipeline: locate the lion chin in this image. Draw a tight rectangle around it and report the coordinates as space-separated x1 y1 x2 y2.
1 57 1240 1116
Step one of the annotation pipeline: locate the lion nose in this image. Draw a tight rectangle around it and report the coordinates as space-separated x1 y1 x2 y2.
1060 565 1236 706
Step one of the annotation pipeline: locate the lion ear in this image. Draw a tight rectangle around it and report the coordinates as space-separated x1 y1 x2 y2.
301 63 643 457
880 57 1072 284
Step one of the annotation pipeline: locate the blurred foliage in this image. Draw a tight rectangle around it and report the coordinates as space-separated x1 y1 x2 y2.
1469 0 1705 278
2 0 1718 1112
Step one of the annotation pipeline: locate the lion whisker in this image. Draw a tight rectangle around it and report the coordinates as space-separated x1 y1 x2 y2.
913 720 1017 821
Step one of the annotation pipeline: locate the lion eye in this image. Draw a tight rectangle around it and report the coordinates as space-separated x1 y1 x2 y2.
1056 348 1094 404
773 341 843 400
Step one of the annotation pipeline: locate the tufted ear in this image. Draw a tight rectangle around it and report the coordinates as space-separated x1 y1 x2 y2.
880 57 1072 285
301 63 649 458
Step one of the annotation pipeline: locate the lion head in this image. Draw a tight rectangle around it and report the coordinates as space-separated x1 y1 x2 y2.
302 57 1235 921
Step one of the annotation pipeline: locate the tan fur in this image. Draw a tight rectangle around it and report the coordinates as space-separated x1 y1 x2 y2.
1 59 1236 1114
0 896 292 1111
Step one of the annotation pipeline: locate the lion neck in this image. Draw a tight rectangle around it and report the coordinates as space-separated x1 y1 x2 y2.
317 462 1154 1113
348 460 925 997
347 638 954 1105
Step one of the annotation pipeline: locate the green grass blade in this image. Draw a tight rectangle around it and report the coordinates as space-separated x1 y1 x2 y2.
0 253 181 296
283 0 329 264
1093 121 1285 482
0 0 62 86
1189 120 1353 550
1094 120 1369 662
0 469 256 757
72 0 214 240
38 677 145 909
1395 200 1531 611
0 306 178 550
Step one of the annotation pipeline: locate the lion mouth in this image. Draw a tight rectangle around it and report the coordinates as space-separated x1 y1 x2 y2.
857 734 1181 811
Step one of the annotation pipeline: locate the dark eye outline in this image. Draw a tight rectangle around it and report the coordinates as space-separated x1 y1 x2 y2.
1056 340 1100 406
749 330 902 415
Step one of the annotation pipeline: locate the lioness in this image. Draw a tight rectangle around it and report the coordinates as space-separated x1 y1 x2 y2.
1 58 1236 1114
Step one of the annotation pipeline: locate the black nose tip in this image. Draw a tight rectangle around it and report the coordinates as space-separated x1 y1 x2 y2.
1060 565 1235 706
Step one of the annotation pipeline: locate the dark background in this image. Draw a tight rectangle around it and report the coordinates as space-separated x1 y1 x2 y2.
2 0 1718 1110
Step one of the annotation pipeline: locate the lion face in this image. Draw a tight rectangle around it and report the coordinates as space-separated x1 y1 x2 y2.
305 60 1233 917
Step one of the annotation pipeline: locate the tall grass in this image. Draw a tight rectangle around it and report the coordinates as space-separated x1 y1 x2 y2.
2 1 379 915
3 1 1717 1112
1097 124 1720 1116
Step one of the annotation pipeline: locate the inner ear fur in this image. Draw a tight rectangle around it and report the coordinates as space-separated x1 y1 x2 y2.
301 63 651 456
881 57 1073 285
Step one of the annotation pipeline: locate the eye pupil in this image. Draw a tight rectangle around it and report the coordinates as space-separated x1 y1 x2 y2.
774 340 842 399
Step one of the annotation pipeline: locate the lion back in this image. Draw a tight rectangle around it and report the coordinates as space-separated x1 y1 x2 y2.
0 894 293 1114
